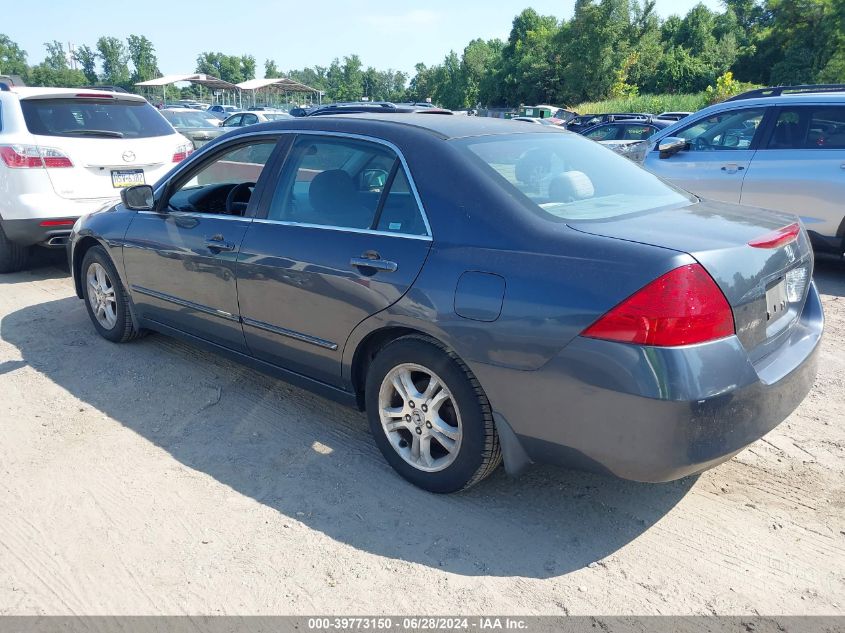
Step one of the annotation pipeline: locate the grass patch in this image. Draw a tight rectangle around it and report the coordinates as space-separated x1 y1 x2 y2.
572 93 709 115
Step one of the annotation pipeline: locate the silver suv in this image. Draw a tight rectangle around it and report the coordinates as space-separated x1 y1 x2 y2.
644 85 845 255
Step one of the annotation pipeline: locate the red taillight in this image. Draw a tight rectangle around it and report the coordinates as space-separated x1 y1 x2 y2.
172 151 188 162
748 222 800 249
75 93 114 99
0 145 72 168
39 220 76 227
582 264 735 347
172 144 193 163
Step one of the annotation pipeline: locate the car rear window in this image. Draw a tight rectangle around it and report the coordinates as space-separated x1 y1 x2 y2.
21 98 174 138
456 133 692 221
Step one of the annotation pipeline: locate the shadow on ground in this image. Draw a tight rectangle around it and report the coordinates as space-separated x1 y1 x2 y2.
813 254 845 298
0 249 68 285
3 294 695 579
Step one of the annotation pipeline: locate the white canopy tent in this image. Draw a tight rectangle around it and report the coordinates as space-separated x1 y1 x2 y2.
135 74 241 107
236 77 321 108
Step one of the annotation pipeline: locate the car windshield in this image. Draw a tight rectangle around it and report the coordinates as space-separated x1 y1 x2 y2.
456 133 692 221
21 98 173 138
162 111 215 128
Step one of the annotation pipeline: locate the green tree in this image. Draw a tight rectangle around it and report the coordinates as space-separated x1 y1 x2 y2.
73 45 99 84
0 34 28 76
264 59 281 78
461 38 502 107
127 35 159 83
27 41 85 87
241 55 256 81
96 36 130 86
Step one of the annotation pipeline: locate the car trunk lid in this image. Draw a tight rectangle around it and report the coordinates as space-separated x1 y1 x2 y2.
568 200 814 360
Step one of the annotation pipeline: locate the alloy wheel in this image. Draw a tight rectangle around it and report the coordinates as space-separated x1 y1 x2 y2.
86 262 118 330
378 363 463 472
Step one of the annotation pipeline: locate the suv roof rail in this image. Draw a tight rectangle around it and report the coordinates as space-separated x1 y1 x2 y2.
725 84 845 102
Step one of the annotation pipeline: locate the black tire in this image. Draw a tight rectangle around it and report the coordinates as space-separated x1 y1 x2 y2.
365 335 502 493
0 223 28 274
80 246 145 343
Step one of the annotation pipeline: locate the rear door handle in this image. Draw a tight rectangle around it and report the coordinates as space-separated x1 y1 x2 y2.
350 254 398 273
205 235 235 252
721 164 745 173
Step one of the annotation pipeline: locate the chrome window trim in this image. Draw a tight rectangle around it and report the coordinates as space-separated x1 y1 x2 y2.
137 210 254 222
151 128 434 238
252 218 432 241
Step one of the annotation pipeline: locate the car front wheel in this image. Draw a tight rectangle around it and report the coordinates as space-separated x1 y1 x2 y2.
81 246 145 343
365 336 502 493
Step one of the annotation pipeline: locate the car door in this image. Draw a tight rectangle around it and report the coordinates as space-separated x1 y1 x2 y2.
741 104 845 248
236 133 432 387
645 107 769 203
122 135 281 352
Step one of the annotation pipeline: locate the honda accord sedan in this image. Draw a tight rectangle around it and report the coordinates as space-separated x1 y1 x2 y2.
68 115 823 493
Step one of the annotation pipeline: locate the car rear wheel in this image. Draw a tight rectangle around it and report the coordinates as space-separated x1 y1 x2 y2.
365 336 502 493
0 224 28 274
81 246 145 343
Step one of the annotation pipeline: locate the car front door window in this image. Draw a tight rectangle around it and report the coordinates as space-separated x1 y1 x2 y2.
165 140 277 216
675 108 766 150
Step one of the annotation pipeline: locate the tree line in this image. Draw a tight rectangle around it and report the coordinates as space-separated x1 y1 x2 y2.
1 0 842 108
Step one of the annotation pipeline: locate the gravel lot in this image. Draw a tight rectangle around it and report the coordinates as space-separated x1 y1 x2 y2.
0 252 843 615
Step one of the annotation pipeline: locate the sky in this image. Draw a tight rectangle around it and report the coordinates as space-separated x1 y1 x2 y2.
8 0 723 78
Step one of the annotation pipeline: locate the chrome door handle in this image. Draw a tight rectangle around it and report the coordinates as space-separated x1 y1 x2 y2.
721 164 745 173
205 235 235 252
350 256 398 273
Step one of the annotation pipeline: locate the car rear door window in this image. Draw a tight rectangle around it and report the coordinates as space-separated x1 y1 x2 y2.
621 124 656 140
268 135 427 235
767 106 845 149
674 108 766 150
20 97 173 138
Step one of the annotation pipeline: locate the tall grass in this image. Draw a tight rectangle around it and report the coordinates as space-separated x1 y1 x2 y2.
572 93 709 115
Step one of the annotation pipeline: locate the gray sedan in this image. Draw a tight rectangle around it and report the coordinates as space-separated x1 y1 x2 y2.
68 115 822 493
160 109 225 150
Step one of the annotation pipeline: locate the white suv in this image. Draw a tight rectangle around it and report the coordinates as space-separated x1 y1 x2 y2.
0 84 192 272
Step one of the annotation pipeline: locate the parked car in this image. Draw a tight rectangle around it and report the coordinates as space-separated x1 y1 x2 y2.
206 104 242 120
643 84 845 255
0 85 192 273
160 109 226 149
306 102 453 117
511 116 559 125
657 111 693 121
581 119 674 162
68 114 821 493
221 111 293 127
567 113 653 134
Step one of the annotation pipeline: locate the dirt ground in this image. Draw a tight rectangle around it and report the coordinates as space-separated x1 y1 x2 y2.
0 251 843 616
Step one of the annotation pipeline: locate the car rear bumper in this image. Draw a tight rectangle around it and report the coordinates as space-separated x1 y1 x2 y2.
474 282 823 482
0 217 79 248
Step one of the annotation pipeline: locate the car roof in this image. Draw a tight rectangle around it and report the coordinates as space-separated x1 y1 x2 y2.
6 86 145 101
234 113 567 141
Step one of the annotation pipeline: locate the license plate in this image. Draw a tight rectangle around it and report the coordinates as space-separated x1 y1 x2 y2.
765 279 789 323
111 169 145 188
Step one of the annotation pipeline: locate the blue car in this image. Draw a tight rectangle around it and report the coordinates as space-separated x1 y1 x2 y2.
68 115 823 493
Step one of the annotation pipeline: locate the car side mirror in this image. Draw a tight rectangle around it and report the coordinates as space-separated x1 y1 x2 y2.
121 185 155 211
658 137 689 159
